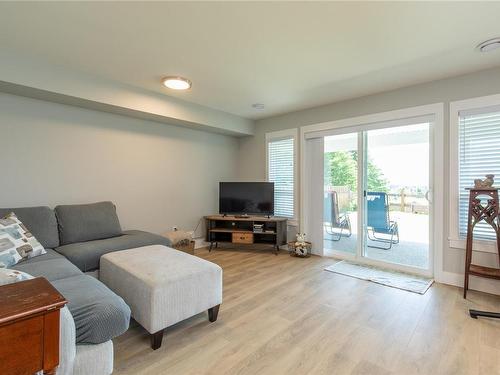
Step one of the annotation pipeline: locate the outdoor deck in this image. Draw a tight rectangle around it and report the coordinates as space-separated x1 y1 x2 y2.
324 211 429 269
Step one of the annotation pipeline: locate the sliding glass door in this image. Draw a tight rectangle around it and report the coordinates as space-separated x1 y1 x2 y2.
321 121 432 272
363 123 430 269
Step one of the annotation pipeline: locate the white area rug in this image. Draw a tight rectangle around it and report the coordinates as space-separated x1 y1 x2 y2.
324 260 433 294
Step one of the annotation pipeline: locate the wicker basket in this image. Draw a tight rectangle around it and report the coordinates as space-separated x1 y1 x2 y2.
173 240 195 255
163 230 195 255
288 241 312 258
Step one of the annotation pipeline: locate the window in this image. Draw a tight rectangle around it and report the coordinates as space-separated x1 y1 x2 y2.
450 94 500 251
266 129 297 219
458 108 500 239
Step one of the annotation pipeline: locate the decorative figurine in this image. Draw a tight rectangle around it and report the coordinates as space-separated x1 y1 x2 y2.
294 233 308 256
474 174 495 189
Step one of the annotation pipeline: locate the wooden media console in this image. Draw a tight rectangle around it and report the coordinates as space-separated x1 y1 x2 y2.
205 215 287 254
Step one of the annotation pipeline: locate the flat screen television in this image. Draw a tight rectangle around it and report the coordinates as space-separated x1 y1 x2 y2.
219 182 274 216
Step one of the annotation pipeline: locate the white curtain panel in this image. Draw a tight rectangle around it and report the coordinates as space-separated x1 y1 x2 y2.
304 137 324 256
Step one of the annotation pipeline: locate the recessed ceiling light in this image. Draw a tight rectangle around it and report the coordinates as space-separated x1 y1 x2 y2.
476 38 500 52
252 103 265 110
162 76 192 90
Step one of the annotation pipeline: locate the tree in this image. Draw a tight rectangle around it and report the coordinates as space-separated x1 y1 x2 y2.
324 151 356 190
367 159 389 192
324 151 388 192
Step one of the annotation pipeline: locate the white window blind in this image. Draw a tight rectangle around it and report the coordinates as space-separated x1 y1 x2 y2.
268 137 294 218
459 108 500 240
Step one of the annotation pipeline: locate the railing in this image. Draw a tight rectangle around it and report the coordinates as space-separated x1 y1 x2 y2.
325 186 429 214
387 192 429 214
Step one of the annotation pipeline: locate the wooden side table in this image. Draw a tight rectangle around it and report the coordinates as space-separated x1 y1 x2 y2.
0 277 67 375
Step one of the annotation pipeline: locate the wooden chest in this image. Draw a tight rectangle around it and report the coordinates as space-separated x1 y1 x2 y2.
232 232 254 244
0 277 67 375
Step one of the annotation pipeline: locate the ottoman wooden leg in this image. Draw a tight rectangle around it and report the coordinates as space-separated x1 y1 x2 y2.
208 304 220 322
151 329 164 350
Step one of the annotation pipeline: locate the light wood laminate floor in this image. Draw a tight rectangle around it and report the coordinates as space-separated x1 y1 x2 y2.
113 247 500 375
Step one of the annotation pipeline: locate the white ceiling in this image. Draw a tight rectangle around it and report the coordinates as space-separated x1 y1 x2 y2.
1 2 500 120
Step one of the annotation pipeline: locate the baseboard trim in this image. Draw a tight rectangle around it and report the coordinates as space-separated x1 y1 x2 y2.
437 271 500 296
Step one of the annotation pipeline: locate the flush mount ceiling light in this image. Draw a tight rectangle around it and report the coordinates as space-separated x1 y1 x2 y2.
476 38 500 52
252 103 265 110
162 76 192 90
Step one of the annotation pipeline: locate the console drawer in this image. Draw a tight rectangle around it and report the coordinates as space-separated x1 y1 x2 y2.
232 232 254 244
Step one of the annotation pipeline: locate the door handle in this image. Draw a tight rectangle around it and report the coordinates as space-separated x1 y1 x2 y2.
425 190 432 203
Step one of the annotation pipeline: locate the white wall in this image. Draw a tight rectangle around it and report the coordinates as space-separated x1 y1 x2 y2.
0 92 239 237
238 66 500 279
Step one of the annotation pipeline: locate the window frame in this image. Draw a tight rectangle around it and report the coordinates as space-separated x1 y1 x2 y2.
266 128 298 225
449 93 500 254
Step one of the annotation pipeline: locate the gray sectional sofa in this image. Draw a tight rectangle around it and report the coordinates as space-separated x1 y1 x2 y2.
0 202 171 375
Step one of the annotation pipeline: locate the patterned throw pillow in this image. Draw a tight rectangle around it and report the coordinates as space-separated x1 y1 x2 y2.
0 268 33 285
0 212 46 268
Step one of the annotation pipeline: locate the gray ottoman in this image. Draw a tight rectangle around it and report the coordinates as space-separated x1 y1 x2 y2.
99 245 222 349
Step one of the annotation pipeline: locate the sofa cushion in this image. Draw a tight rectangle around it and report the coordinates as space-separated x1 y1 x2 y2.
0 212 47 267
11 249 82 282
55 230 171 272
55 201 122 245
51 274 131 344
0 206 59 248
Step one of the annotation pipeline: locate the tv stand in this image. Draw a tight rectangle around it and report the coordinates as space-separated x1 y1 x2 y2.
205 215 287 255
